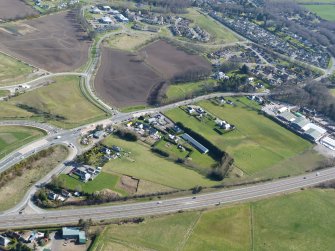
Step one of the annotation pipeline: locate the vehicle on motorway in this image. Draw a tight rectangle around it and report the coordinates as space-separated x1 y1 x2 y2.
56 136 62 139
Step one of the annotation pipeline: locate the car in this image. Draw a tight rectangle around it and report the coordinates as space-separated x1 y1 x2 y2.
303 177 307 179
157 201 162 205
316 172 320 176
192 196 196 199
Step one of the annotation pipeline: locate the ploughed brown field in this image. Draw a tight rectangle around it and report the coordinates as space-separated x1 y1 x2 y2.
140 40 211 79
0 11 91 72
95 48 164 107
95 40 211 108
0 0 38 20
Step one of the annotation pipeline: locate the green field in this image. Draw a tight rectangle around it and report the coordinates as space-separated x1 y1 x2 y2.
0 145 68 212
303 4 335 20
164 98 312 175
0 126 46 160
0 90 10 97
0 76 107 128
92 189 335 251
166 80 217 102
154 138 217 170
58 172 126 195
330 88 335 96
102 136 221 189
0 53 34 86
182 8 240 44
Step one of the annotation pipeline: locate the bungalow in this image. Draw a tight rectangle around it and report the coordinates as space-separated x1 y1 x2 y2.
0 235 10 247
99 16 113 24
48 192 57 201
149 127 159 136
112 145 122 152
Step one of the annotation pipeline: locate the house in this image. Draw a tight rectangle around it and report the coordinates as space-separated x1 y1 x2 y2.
0 235 10 247
115 14 129 23
171 125 182 134
93 130 104 139
102 147 111 155
62 227 86 244
181 133 209 154
148 127 158 136
48 192 57 201
112 145 122 152
61 190 71 198
99 16 113 24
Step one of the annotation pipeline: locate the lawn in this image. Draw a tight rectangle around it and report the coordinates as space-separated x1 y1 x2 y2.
166 79 217 102
0 52 34 86
303 4 335 21
102 136 221 189
0 90 10 97
330 88 335 96
164 97 312 175
0 76 107 128
58 172 126 195
92 189 335 251
182 8 240 44
0 145 68 212
0 126 46 160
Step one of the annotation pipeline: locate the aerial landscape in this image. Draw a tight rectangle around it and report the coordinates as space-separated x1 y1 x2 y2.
0 0 334 250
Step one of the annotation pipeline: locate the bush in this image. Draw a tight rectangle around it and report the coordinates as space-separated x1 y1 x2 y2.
115 129 138 141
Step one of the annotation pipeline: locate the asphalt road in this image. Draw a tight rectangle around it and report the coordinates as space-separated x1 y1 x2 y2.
0 167 334 229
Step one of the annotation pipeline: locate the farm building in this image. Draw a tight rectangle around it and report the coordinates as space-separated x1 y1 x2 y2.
277 111 297 122
304 128 324 142
320 136 335 150
62 227 86 244
181 133 209 154
291 117 310 130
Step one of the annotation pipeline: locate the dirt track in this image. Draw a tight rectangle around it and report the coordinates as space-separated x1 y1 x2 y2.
95 47 164 107
0 11 91 72
0 0 38 20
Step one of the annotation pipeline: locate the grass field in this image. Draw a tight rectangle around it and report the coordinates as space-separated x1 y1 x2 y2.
102 136 221 189
0 53 34 86
93 212 200 251
0 145 68 212
58 172 126 195
164 98 312 175
166 79 217 102
0 76 107 128
92 189 335 251
182 8 240 44
303 5 335 20
104 33 157 51
0 126 46 160
330 88 335 96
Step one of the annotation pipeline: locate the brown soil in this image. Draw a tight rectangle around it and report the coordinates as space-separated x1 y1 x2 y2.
0 11 91 72
94 47 165 107
94 40 211 108
140 40 211 79
0 0 38 21
117 175 139 194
